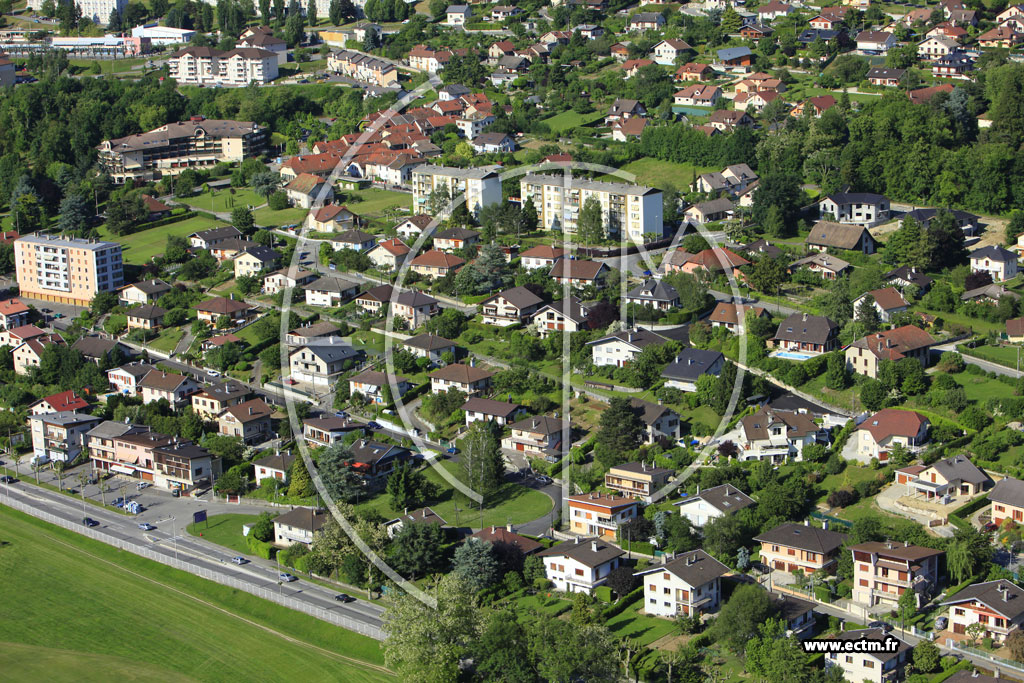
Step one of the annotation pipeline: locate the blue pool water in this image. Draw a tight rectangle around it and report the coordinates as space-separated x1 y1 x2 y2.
774 351 815 361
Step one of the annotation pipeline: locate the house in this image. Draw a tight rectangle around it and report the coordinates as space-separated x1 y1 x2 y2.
908 83 955 105
961 283 1019 305
991 476 1024 526
520 245 566 270
625 280 679 311
757 0 793 20
611 117 648 142
330 229 376 252
790 95 836 118
851 541 944 608
628 12 666 31
856 409 929 463
29 390 90 416
902 208 980 235
307 204 359 232
884 266 934 293
445 4 471 26
772 313 840 354
933 51 974 79
853 287 909 322
0 298 32 330
30 411 103 464
139 370 200 408
191 379 250 420
661 349 725 392
637 550 730 618
754 522 848 574
402 333 457 364
532 296 595 337
125 304 165 331
605 461 674 501
289 344 359 387
273 507 327 547
119 279 172 305
918 35 959 58
942 580 1024 644
263 267 316 294
684 198 735 224
355 284 395 314
978 26 1024 48
410 250 465 278
107 362 154 396
233 246 279 278
708 302 769 332
469 524 542 556
610 43 630 61
394 214 433 241
501 415 569 459
200 333 241 352
471 133 516 154
969 246 1019 282
809 13 844 30
429 363 493 396
675 483 755 527
549 259 608 288
651 39 692 65
866 67 906 86
13 334 65 376
604 98 646 124
673 84 722 108
347 439 409 484
433 227 480 252
806 220 877 254
71 336 124 366
207 238 255 262
462 397 526 426
680 247 750 279
588 328 666 367
284 173 333 209
733 90 779 114
253 451 294 483
480 287 545 327
631 399 681 444
538 537 625 594
568 492 639 540
385 507 447 538
190 226 242 250
845 325 934 380
392 291 439 329
716 47 753 68
195 297 255 326
788 253 851 281
739 409 824 462
905 454 992 501
740 24 775 39
304 277 361 308
302 416 363 448
218 398 272 444
349 370 411 405
856 30 896 53
824 629 911 683
285 321 340 346
675 62 714 82
818 194 890 229
708 110 755 131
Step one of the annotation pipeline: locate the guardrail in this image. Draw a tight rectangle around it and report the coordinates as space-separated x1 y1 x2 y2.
946 639 1024 674
3 496 385 640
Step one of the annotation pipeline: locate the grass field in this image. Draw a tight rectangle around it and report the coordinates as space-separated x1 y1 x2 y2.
186 513 262 555
254 206 309 228
958 343 1022 371
604 602 678 646
180 188 264 214
354 459 553 528
149 327 185 353
599 158 716 191
343 188 412 216
541 110 606 134
951 370 1018 402
98 215 221 265
0 505 391 682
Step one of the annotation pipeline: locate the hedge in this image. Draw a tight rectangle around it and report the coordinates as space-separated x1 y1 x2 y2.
593 586 613 603
599 586 643 619
129 210 198 233
246 533 277 559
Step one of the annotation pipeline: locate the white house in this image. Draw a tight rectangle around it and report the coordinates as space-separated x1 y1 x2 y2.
856 409 929 462
635 550 730 617
587 328 665 367
537 538 625 595
824 629 911 683
969 246 1019 282
675 484 755 527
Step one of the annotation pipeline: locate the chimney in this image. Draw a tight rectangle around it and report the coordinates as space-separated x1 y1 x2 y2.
823 520 829 530
687 554 695 566
506 523 513 533
491 526 496 533
904 540 909 547
591 541 598 552
804 519 810 526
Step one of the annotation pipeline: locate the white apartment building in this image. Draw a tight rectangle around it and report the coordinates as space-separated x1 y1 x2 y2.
15 234 123 306
455 113 495 140
519 174 664 241
168 46 280 87
30 0 126 23
411 165 502 217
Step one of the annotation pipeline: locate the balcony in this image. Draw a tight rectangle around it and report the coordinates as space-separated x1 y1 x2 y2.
591 517 619 531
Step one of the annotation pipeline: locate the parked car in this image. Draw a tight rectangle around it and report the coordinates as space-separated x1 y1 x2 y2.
137 482 150 490
984 521 999 532
82 517 98 527
334 593 355 603
868 621 893 633
0 475 16 484
231 556 249 565
207 370 221 377
137 522 156 531
935 616 948 631
280 573 298 582
367 421 382 430
334 411 348 418
112 497 124 507
534 475 552 485
171 489 181 498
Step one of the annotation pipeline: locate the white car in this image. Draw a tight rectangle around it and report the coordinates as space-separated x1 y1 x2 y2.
207 370 221 377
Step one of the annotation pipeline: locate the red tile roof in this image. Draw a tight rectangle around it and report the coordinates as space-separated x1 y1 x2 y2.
857 409 928 442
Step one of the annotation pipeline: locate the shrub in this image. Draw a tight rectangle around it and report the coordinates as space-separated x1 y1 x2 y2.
827 488 858 508
246 533 276 559
268 191 288 210
594 586 613 603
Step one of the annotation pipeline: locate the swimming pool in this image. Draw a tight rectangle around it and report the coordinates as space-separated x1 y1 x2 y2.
773 351 815 361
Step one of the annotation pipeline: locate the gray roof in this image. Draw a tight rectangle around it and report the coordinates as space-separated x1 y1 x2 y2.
30 411 102 428
331 229 375 245
402 333 456 351
989 476 1024 508
789 252 850 273
273 506 328 533
884 266 933 289
773 313 838 345
253 451 295 472
806 221 873 250
126 279 171 295
629 398 677 426
394 290 438 307
305 277 360 293
461 397 522 418
661 349 724 382
295 344 359 363
109 362 155 379
86 420 140 440
483 286 544 310
127 304 166 320
970 245 1017 263
192 226 243 242
522 173 659 197
681 483 755 515
827 629 911 663
717 46 752 61
412 164 498 180
239 245 280 263
627 279 679 303
434 227 479 241
72 336 120 358
588 327 665 350
636 549 729 587
16 234 121 252
538 537 624 568
929 454 992 487
753 522 847 554
199 379 250 402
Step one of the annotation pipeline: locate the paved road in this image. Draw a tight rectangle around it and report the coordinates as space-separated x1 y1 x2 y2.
0 474 387 634
933 342 1022 378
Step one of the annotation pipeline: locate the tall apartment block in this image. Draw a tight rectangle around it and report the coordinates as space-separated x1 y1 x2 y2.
15 235 124 306
519 174 664 242
411 165 503 217
97 116 267 183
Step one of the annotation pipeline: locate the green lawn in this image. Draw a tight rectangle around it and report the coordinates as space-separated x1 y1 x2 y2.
343 188 412 216
816 464 883 504
354 459 553 529
950 370 1018 402
186 513 263 555
604 602 679 646
541 110 607 134
253 206 309 228
958 343 1022 371
149 327 185 353
98 215 221 265
0 505 391 682
606 158 717 191
180 188 263 214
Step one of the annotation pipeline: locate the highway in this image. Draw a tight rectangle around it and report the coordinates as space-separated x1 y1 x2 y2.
1 476 386 636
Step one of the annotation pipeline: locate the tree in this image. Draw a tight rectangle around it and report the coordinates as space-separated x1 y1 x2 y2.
745 619 817 683
1006 629 1024 663
474 611 535 683
319 442 365 503
103 193 147 236
947 526 993 584
307 0 317 26
381 574 482 683
250 511 274 541
702 513 750 559
912 640 940 673
232 206 255 233
251 171 281 200
390 521 446 578
57 193 91 234
605 565 638 599
91 290 118 316
824 351 850 390
576 196 604 246
856 295 881 333
897 582 917 628
284 1 305 46
288 456 315 497
451 537 501 591
710 583 778 653
595 397 643 466
386 462 425 510
424 308 467 339
529 618 620 683
461 421 504 497
747 255 787 294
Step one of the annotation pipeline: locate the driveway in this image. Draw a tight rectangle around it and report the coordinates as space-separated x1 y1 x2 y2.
874 484 955 538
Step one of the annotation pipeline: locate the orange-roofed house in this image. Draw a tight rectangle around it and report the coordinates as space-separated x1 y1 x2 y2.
856 409 929 462
0 298 30 330
30 389 90 415
679 248 749 279
367 238 411 271
306 204 359 232
791 95 836 118
852 287 909 322
520 244 566 270
409 249 465 278
845 325 934 379
568 492 640 539
708 302 768 332
675 62 714 82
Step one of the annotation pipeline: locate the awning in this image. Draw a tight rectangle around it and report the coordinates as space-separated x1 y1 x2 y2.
110 465 135 475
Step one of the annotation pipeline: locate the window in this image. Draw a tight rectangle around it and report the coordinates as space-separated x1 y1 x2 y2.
574 568 584 577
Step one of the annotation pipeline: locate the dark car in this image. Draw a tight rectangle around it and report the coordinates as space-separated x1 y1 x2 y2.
0 475 16 483
334 593 355 603
867 621 893 633
367 421 382 430
984 521 999 532
82 517 98 527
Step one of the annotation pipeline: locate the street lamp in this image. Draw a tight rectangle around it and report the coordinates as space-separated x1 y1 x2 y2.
170 516 179 561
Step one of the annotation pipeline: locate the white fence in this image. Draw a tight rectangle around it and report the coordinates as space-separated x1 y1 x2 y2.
5 497 385 640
